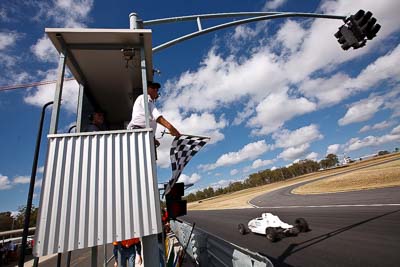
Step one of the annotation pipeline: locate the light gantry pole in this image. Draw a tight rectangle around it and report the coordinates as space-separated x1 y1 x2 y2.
141 12 346 53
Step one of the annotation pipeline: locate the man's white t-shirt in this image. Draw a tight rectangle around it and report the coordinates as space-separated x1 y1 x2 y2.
127 94 162 133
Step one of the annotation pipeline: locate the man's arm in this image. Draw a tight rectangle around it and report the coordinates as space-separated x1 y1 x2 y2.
156 116 181 137
135 242 143 265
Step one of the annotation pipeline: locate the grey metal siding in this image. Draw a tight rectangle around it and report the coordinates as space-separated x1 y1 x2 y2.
34 129 162 256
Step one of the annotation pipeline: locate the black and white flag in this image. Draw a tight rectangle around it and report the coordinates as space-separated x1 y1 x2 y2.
164 134 210 196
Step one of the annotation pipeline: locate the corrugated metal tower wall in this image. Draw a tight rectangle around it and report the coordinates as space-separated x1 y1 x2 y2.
33 129 162 256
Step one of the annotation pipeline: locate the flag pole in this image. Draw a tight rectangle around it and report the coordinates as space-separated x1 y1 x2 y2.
160 130 211 139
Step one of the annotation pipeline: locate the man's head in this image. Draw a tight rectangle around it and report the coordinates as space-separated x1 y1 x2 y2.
147 81 161 100
90 111 104 126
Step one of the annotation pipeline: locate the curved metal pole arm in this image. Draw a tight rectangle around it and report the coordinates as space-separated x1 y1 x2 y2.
151 12 346 53
143 12 281 26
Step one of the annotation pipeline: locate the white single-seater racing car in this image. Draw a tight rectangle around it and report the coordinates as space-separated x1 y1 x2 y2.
238 213 310 242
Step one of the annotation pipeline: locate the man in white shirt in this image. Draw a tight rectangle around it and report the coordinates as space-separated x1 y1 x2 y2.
127 81 181 146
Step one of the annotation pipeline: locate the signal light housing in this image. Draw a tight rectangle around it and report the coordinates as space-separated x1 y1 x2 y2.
334 9 381 50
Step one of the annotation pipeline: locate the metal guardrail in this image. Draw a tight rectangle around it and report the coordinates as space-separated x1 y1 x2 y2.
170 220 273 267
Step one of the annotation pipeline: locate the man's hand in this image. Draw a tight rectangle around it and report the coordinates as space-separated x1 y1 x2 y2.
114 261 118 267
169 127 181 137
155 139 160 147
157 116 181 137
137 255 143 265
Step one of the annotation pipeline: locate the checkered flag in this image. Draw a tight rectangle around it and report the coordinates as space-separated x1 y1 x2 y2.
164 134 210 196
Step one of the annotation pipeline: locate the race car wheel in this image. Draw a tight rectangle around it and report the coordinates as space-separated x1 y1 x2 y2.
266 227 278 242
238 223 247 235
295 218 310 232
288 227 299 236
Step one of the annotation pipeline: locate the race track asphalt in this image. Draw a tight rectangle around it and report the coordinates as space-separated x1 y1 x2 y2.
183 180 400 267
29 158 400 267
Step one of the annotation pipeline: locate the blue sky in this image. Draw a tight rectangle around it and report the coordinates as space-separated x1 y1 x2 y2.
0 0 399 212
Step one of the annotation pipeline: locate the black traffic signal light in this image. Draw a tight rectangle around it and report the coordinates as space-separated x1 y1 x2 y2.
165 182 187 219
350 10 381 41
334 25 359 50
334 9 381 50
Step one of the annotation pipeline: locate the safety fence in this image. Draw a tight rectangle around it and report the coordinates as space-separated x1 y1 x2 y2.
170 220 273 267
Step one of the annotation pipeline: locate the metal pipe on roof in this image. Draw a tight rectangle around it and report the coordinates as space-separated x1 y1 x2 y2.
130 13 138 29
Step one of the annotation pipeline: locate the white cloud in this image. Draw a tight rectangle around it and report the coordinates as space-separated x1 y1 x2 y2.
276 20 306 53
273 124 323 148
243 158 275 173
359 121 394 133
296 46 400 112
172 112 227 144
299 43 400 108
230 20 270 46
24 76 79 113
34 0 94 28
0 31 19 50
359 125 370 133
351 45 400 90
0 174 12 190
391 125 400 135
163 48 287 114
263 0 287 10
232 25 259 41
199 140 271 171
252 158 274 169
0 31 26 83
339 96 384 126
232 100 256 126
248 91 317 135
31 35 58 63
285 1 400 84
327 144 340 155
13 176 30 184
384 89 400 118
332 124 400 155
37 166 44 174
177 173 201 185
345 133 400 152
156 111 227 168
161 1 400 148
230 169 239 176
35 179 43 189
210 179 231 189
29 0 95 67
210 178 243 189
299 73 354 107
0 8 8 21
0 52 17 69
321 1 400 41
278 143 310 161
306 152 319 161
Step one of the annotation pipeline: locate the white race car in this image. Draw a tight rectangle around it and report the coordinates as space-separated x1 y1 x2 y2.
238 213 310 242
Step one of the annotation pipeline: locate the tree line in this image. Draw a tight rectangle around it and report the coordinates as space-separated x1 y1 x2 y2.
0 206 38 233
185 154 339 203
